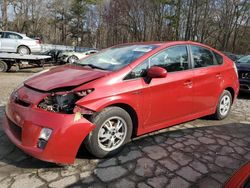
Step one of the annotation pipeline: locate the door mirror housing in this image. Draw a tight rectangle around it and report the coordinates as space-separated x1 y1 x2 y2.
147 66 167 78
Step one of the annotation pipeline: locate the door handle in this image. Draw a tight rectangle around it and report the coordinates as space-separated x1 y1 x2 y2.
132 90 142 95
216 73 222 79
184 80 193 88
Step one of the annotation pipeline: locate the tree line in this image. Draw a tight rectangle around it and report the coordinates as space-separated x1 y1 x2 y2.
1 0 250 54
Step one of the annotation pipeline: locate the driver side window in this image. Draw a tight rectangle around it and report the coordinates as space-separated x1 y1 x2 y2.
124 45 189 80
150 45 189 72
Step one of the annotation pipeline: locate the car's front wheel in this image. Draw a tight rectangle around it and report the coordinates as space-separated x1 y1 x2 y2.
214 90 232 120
67 55 79 63
85 107 133 158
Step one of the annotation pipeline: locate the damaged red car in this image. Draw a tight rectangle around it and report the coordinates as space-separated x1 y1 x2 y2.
3 41 239 164
225 161 250 188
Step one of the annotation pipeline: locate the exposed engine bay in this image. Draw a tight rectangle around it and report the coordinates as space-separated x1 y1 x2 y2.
38 89 94 114
38 93 79 114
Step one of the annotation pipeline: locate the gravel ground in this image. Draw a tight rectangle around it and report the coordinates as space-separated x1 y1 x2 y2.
0 66 250 188
0 67 50 105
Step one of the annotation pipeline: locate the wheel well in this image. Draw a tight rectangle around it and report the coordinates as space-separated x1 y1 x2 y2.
78 103 139 156
109 103 139 138
225 87 235 102
17 45 30 53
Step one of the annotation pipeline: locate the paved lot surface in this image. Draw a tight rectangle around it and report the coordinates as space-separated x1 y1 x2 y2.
0 67 250 188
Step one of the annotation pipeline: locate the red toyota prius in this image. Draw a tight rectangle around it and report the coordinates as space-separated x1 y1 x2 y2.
225 161 250 188
3 41 239 164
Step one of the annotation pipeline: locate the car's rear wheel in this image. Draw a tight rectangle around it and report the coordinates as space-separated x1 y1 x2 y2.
17 46 30 55
67 55 79 63
85 107 133 158
214 90 232 120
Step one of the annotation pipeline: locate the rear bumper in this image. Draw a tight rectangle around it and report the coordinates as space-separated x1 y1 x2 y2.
3 101 95 164
30 45 42 53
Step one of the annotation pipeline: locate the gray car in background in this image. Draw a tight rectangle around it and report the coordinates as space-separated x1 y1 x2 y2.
0 31 42 55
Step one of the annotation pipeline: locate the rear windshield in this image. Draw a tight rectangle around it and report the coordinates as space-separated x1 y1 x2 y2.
238 55 250 64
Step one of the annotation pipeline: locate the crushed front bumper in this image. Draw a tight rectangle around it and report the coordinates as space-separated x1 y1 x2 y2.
3 100 95 164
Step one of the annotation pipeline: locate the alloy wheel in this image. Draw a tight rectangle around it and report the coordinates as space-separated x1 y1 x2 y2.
219 95 231 116
19 47 29 55
68 56 78 63
97 116 127 152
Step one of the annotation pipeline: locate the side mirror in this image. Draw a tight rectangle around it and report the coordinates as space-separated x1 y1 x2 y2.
147 66 167 78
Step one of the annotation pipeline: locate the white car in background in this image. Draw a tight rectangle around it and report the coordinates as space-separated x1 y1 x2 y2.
0 31 42 55
59 49 99 63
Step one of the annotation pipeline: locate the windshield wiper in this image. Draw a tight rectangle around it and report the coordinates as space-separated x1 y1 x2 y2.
76 63 107 70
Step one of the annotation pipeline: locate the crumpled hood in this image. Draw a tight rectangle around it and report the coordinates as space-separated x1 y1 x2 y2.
24 64 109 91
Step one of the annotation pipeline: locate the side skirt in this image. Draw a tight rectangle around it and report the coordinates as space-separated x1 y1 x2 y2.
137 108 215 136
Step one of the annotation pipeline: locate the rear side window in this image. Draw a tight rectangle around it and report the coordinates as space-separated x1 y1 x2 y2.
4 33 22 39
213 52 224 65
124 45 189 80
150 45 189 72
191 46 216 68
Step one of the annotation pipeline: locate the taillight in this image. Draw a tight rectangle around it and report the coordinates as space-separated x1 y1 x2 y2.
233 62 238 78
36 40 41 44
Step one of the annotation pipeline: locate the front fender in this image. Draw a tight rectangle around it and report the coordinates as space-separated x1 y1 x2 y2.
76 94 139 113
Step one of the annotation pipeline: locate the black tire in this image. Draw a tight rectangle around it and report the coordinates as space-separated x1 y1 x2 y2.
6 63 12 72
214 90 232 120
67 55 79 63
17 46 30 55
35 62 43 67
0 60 8 72
85 107 133 158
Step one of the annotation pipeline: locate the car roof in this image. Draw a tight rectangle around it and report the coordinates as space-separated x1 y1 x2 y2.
114 41 213 48
113 41 220 55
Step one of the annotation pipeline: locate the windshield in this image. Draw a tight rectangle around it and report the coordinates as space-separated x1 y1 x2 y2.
238 55 250 64
75 44 157 71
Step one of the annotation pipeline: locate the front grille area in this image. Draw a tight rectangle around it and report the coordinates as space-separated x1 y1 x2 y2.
240 71 250 80
7 117 22 141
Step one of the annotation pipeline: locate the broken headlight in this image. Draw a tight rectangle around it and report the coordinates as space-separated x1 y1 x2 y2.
38 89 94 114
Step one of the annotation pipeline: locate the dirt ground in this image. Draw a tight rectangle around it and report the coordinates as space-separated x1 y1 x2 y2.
0 66 54 105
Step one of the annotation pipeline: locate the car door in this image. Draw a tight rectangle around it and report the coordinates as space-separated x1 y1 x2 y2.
141 45 195 128
0 32 21 52
189 45 224 113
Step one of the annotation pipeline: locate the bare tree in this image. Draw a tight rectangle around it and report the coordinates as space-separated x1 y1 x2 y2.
0 0 249 53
